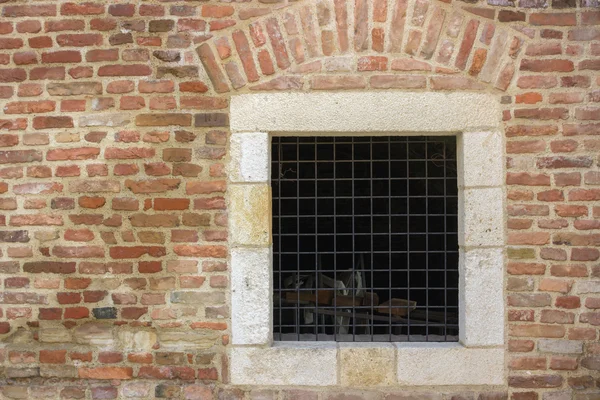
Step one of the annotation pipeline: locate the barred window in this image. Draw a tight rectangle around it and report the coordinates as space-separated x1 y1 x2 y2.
272 136 459 342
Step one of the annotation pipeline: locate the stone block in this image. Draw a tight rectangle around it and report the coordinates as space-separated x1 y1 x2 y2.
38 324 72 343
229 184 271 246
230 132 269 183
230 93 500 133
339 343 397 386
79 113 130 127
459 248 504 346
538 339 583 354
396 343 504 385
230 343 337 386
6 327 34 344
459 187 504 247
542 393 572 400
231 247 271 345
458 131 504 188
73 322 114 347
170 291 225 304
576 281 600 294
118 329 158 351
123 383 151 398
40 365 78 378
158 331 219 349
5 367 39 378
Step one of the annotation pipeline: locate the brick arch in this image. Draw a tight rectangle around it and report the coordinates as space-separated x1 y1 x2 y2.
195 0 532 95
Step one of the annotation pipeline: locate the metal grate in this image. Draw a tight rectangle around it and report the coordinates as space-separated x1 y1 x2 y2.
272 136 459 342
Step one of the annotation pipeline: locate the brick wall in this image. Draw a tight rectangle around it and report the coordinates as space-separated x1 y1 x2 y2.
0 0 598 399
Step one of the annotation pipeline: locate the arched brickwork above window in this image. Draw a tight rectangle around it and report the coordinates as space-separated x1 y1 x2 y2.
195 0 534 94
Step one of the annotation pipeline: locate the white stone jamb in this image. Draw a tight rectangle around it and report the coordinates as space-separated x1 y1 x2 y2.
456 130 505 348
229 132 272 346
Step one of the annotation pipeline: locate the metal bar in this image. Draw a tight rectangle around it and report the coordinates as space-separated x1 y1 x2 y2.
296 137 300 341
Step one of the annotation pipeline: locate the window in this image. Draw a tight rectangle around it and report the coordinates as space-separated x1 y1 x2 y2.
228 92 504 386
272 136 459 342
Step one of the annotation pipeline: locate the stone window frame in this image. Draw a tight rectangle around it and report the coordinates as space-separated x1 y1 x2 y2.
227 92 505 387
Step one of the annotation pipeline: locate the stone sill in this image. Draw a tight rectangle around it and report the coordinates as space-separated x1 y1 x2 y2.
230 342 504 387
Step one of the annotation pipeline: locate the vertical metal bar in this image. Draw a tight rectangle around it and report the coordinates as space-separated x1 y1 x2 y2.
425 137 429 341
351 137 356 342
314 138 319 340
277 138 282 340
296 137 300 341
406 138 411 341
369 137 375 342
387 136 392 342
333 137 337 341
443 138 448 342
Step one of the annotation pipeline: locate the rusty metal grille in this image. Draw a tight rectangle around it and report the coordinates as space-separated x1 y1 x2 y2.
271 136 459 342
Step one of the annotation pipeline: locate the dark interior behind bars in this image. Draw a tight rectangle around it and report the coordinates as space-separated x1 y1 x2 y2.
272 136 459 342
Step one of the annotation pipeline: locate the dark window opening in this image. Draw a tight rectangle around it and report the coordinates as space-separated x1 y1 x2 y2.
272 136 459 342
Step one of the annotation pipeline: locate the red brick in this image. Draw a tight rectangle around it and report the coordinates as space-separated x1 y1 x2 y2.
202 5 233 18
4 5 56 17
61 3 104 15
569 189 600 201
70 352 92 362
455 20 480 70
128 352 153 364
64 307 89 319
16 20 40 33
310 76 366 90
257 49 275 75
507 172 551 186
109 246 166 259
517 76 557 89
508 262 546 275
174 245 227 258
28 36 52 49
86 49 118 62
541 310 574 324
108 4 135 17
46 20 85 32
551 264 588 277
39 308 62 320
265 18 290 70
508 232 550 245
550 357 577 371
516 92 543 105
78 366 133 380
357 56 388 72
430 76 486 90
568 328 596 340
178 81 209 95
510 356 546 370
108 80 134 94
55 33 102 47
556 296 580 309
571 248 600 261
196 43 229 93
509 340 535 353
139 80 174 94
40 350 67 364
98 64 151 77
514 108 569 120
530 13 576 26
232 30 259 83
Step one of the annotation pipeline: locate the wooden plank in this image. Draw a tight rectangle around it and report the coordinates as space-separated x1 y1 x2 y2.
376 298 417 317
284 291 379 307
